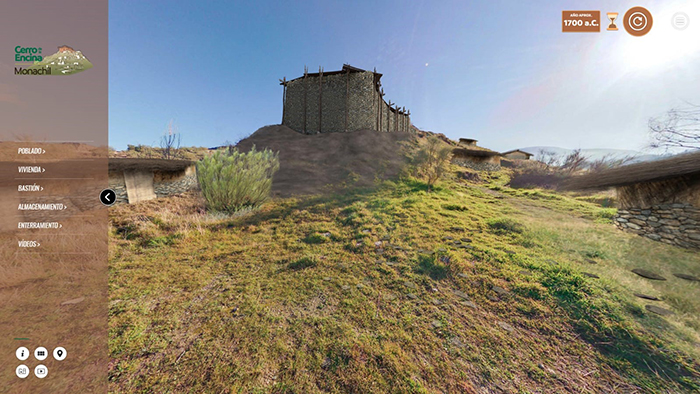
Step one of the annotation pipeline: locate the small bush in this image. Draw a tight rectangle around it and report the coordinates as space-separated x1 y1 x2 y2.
596 208 617 222
583 249 606 259
487 217 524 234
414 254 449 280
301 233 328 244
410 136 452 191
442 204 468 212
288 256 318 270
197 146 279 213
144 233 182 248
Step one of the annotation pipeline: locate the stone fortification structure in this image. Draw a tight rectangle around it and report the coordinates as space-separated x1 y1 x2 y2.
280 64 411 134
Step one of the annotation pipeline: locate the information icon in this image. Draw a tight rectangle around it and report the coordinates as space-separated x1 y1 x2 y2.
16 347 29 361
53 346 67 361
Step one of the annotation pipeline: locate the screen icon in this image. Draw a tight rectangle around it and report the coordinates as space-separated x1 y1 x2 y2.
607 12 619 30
672 12 689 30
34 364 48 379
16 365 30 379
623 6 653 36
53 346 67 361
16 347 29 361
34 346 48 361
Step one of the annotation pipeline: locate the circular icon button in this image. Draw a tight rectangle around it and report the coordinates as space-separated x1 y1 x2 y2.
53 346 67 361
16 365 30 379
672 12 689 30
34 364 48 379
34 346 48 361
624 6 653 36
16 347 29 361
100 188 117 206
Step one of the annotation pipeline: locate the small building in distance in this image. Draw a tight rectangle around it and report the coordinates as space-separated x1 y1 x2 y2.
502 149 533 160
565 151 700 249
108 158 198 204
281 64 411 134
458 138 478 147
451 138 501 171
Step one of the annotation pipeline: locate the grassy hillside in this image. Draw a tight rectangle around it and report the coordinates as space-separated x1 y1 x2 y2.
108 169 700 393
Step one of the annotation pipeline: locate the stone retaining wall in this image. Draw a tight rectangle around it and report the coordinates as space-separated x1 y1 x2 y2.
615 203 700 249
109 172 128 203
452 159 501 172
154 173 198 198
108 166 198 204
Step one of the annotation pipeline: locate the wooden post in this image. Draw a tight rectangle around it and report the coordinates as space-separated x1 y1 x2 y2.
398 107 401 132
345 68 349 132
387 100 393 132
379 88 385 132
303 66 308 133
318 66 323 133
373 68 378 132
407 110 411 132
279 77 287 125
394 105 398 132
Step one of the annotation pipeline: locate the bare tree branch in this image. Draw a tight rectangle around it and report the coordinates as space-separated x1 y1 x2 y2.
648 103 700 152
160 120 181 159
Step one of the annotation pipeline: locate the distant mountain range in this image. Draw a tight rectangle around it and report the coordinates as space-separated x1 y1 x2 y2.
518 146 663 164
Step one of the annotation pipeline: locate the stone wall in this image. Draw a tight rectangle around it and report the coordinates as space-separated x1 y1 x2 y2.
283 70 410 134
452 157 501 172
154 167 198 198
615 203 700 249
108 166 198 204
109 172 128 203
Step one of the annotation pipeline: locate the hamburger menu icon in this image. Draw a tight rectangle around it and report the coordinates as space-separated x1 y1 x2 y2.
27 45 93 75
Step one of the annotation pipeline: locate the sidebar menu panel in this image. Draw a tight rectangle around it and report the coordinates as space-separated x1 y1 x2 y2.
0 1 108 393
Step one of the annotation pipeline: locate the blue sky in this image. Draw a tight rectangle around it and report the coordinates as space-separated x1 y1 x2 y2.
109 0 700 152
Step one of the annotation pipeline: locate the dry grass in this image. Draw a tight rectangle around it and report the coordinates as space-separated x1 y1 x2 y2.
107 169 699 393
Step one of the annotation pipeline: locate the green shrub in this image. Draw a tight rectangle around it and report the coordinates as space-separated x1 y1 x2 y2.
410 136 452 191
196 146 279 213
288 256 318 270
442 204 468 212
487 217 524 234
144 233 182 248
301 233 328 244
596 208 617 222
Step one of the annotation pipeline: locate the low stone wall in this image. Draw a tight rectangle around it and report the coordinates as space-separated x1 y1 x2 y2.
109 172 128 203
615 203 700 249
452 159 500 172
154 173 198 198
108 166 198 204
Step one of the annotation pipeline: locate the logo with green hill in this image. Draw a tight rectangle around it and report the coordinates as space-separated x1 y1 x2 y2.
15 45 93 76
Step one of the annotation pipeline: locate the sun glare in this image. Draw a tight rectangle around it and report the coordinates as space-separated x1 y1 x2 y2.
615 3 700 74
